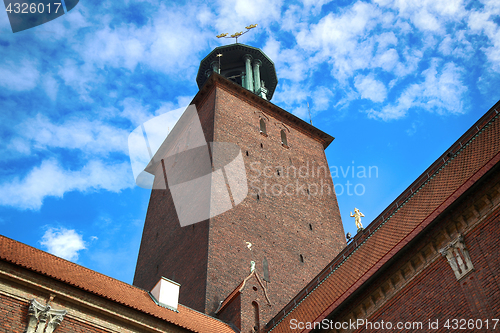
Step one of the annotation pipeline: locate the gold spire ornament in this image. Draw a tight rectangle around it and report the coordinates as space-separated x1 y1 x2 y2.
350 208 365 232
230 31 244 38
216 24 258 43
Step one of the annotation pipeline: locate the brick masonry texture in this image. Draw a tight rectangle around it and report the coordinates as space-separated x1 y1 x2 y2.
133 86 216 311
268 102 500 333
327 162 500 332
0 236 235 333
133 75 346 332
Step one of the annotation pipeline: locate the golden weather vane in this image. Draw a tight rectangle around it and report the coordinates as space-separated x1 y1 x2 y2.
216 24 258 43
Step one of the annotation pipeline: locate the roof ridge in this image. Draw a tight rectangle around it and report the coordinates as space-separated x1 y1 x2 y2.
0 234 235 333
0 234 137 289
266 100 500 331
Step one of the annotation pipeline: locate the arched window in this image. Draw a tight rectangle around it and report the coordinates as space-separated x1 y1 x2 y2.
260 118 267 135
252 301 260 332
281 130 288 146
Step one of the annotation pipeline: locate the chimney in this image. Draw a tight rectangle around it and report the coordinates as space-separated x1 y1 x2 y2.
150 277 181 311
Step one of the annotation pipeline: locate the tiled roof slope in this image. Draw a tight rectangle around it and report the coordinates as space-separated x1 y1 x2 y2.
0 235 235 333
267 103 500 333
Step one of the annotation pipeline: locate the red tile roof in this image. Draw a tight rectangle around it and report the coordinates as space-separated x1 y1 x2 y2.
266 102 500 333
0 235 235 333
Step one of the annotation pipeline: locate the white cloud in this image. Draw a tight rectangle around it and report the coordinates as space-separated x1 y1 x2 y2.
58 59 100 100
121 97 154 127
379 0 467 33
467 1 500 71
376 31 398 50
412 8 441 32
393 48 423 77
374 48 399 72
14 114 130 156
312 86 334 112
280 5 307 32
7 138 32 155
79 25 146 71
300 0 332 15
0 159 134 210
40 227 86 261
215 0 284 32
42 74 59 101
70 3 213 77
297 2 381 54
272 81 309 112
369 60 467 120
0 60 40 91
354 74 388 103
263 38 281 67
419 60 467 113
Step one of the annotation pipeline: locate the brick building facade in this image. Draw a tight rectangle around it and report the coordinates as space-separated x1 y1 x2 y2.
0 234 235 333
266 101 500 333
1 44 499 333
133 44 346 331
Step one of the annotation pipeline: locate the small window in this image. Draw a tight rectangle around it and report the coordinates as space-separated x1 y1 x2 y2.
252 301 260 332
309 223 313 231
260 118 267 135
281 130 288 146
299 254 304 263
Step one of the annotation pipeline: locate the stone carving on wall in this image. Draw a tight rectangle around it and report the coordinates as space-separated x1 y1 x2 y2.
439 234 474 280
26 299 67 333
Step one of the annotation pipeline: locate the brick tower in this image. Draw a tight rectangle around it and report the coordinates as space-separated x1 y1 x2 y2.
133 44 346 331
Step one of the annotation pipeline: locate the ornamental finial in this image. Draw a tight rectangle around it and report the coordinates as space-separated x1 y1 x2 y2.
216 24 258 43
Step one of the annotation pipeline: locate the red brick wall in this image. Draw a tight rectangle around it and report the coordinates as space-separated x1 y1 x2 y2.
365 211 500 330
133 87 216 311
333 166 500 333
218 293 242 330
56 317 111 333
0 294 113 333
206 83 345 328
0 293 27 333
134 78 346 331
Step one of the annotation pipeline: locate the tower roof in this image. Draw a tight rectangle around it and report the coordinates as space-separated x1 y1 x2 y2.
196 44 278 100
266 101 500 333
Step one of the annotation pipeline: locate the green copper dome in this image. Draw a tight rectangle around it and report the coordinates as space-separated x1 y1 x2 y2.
196 44 278 101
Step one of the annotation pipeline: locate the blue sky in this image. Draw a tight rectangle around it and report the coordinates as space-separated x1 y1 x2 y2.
1 0 500 284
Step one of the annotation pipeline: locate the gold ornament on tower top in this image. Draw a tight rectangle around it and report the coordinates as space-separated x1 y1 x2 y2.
350 208 365 232
216 24 258 43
